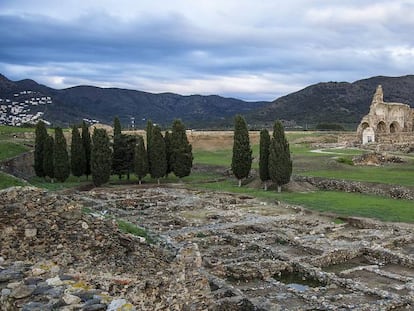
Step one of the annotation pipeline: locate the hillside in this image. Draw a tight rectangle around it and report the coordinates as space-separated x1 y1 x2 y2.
0 74 267 128
248 75 414 128
1 73 414 129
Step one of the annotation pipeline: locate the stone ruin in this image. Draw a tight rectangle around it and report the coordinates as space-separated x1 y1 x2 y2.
357 85 414 145
2 185 414 310
0 187 211 310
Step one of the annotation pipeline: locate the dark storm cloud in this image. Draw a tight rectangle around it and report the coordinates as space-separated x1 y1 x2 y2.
1 0 414 100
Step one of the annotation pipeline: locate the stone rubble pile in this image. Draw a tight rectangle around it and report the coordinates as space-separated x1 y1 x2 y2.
0 186 212 310
352 152 405 166
294 175 414 200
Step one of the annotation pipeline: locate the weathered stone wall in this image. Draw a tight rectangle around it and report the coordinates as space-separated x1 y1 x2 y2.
376 133 414 144
294 175 414 200
357 85 414 145
338 133 359 145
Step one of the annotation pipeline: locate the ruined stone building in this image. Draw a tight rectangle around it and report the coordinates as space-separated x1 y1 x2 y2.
357 85 414 144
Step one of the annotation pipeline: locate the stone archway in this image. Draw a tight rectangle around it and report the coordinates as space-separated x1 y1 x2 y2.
390 121 400 133
377 121 387 133
360 122 369 131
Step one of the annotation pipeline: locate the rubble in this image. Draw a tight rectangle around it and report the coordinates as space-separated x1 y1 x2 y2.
294 175 414 200
72 186 414 310
352 152 405 166
0 186 212 310
2 185 414 310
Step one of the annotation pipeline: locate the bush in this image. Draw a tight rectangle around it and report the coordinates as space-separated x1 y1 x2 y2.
336 157 354 165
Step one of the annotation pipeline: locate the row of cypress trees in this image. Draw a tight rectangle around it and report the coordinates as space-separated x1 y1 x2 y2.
110 117 193 185
142 119 193 184
34 121 92 183
231 115 292 192
34 118 193 187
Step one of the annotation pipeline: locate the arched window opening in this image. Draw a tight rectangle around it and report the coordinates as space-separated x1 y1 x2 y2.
377 121 386 133
361 122 369 130
390 122 398 133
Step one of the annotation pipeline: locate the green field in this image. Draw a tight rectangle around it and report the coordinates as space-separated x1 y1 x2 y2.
0 125 35 137
0 142 30 161
299 164 414 187
0 172 26 189
193 149 233 167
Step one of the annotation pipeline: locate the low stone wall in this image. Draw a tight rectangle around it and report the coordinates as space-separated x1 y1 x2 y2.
339 133 414 152
294 175 414 200
338 133 359 146
377 133 414 144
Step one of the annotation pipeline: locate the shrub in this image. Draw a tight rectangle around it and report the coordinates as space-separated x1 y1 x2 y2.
336 157 354 165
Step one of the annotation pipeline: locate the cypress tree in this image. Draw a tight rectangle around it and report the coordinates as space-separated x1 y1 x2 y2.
43 134 54 182
112 133 136 180
170 120 193 179
268 121 292 192
34 120 47 177
91 128 112 187
53 127 70 182
124 134 137 180
113 116 122 136
112 135 126 179
81 121 92 179
71 126 86 181
149 126 167 184
112 116 124 179
134 135 148 184
164 131 172 177
231 115 252 187
259 129 271 191
146 120 153 171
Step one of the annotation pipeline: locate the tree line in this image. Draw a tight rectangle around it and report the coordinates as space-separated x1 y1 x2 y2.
34 118 193 186
34 115 290 190
231 115 292 192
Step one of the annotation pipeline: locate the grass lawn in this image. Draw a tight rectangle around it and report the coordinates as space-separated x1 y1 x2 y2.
0 142 30 161
0 172 26 189
300 163 414 187
0 125 35 137
277 191 414 223
193 149 233 167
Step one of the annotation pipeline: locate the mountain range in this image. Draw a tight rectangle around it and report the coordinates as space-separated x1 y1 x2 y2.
1 73 413 129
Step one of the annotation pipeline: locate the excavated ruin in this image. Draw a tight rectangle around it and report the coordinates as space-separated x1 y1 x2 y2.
1 185 414 310
73 185 414 310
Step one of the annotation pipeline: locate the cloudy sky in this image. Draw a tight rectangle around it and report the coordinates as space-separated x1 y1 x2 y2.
1 0 414 101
